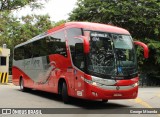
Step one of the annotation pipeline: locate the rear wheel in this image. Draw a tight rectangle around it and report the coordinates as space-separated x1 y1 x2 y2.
20 78 29 92
62 82 70 103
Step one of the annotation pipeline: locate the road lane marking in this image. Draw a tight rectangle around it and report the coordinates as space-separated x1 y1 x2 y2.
130 98 160 117
134 98 152 108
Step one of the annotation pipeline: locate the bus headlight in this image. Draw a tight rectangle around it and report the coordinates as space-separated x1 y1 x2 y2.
92 82 97 86
84 78 97 86
132 82 139 87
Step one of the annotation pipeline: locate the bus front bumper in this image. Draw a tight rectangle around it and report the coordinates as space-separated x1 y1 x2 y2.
84 83 138 100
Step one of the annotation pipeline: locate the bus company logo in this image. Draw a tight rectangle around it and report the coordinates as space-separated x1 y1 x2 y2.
116 86 120 90
2 109 11 114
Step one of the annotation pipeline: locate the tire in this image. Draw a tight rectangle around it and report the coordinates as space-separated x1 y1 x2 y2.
62 82 70 103
20 78 29 92
102 99 108 103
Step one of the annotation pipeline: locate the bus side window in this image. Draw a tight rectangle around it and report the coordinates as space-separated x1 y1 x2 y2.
48 31 67 57
32 40 41 57
66 28 84 70
14 47 24 60
32 37 48 57
24 43 32 59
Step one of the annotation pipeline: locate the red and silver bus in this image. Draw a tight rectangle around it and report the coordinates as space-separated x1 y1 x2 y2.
12 22 148 103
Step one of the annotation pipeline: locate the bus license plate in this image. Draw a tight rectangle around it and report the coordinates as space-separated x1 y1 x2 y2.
113 93 122 97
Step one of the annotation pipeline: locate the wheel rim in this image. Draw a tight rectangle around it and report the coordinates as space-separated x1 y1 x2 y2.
20 79 24 90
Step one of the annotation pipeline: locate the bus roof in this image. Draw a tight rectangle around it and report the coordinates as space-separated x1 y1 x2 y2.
15 22 130 48
48 22 130 35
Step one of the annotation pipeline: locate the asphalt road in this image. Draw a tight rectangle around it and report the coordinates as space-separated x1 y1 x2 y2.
0 83 160 117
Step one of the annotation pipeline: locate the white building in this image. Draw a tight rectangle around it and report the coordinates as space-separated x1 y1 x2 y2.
0 45 10 83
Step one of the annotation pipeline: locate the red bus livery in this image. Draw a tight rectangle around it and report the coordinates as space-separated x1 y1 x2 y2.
12 22 149 103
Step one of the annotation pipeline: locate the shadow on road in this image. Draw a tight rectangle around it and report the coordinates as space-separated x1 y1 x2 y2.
16 88 131 110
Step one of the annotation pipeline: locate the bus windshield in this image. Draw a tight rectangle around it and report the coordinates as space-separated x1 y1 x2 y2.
86 31 137 79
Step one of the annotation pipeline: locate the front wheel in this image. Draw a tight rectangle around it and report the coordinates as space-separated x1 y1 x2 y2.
62 82 70 103
102 99 108 103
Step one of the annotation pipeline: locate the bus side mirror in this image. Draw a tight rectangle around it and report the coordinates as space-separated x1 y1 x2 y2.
74 36 90 54
83 36 90 53
134 41 149 58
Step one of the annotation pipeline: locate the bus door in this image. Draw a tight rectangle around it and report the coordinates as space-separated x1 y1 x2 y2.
66 67 85 98
73 39 85 98
67 32 84 98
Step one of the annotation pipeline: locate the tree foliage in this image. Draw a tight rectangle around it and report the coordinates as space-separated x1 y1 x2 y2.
69 0 160 39
0 13 53 75
53 20 67 27
0 0 48 11
0 0 53 73
69 0 160 75
19 14 52 43
0 0 52 48
0 13 52 48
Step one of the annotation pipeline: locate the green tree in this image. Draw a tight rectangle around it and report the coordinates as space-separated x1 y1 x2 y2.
0 16 52 48
0 13 53 74
69 0 160 39
17 15 52 42
0 0 52 74
0 11 20 47
53 20 67 27
0 0 48 11
0 0 51 47
69 0 160 75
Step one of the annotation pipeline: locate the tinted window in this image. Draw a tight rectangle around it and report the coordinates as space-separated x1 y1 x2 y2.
14 46 24 60
74 41 85 70
32 38 48 57
24 43 32 59
14 31 67 60
67 28 82 58
67 28 84 70
47 31 67 57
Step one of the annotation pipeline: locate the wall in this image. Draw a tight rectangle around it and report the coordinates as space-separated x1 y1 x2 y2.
0 47 10 73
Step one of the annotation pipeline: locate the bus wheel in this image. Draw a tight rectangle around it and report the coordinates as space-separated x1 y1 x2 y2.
102 99 108 103
20 78 28 92
62 82 70 103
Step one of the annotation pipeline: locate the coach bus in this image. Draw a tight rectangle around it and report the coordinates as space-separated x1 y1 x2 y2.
12 22 149 103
